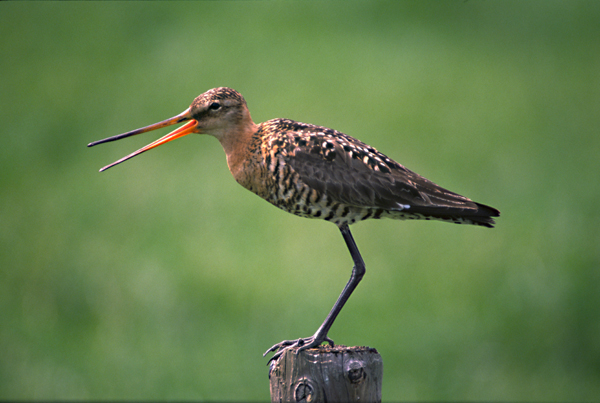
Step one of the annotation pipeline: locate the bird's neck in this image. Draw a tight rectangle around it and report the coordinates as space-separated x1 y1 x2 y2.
220 120 260 181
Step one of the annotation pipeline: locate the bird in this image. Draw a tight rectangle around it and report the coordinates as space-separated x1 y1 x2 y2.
88 87 499 362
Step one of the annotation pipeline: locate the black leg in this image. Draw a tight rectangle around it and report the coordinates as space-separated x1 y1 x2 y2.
264 224 366 361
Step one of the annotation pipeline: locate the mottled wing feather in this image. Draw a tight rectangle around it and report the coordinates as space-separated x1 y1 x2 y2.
290 146 472 210
269 120 498 226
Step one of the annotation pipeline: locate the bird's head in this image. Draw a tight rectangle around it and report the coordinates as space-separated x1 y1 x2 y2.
88 87 255 171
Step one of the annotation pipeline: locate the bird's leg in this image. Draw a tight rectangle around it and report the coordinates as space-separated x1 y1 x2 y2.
264 223 366 362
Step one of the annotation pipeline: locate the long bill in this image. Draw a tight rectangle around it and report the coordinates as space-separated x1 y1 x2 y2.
88 108 198 172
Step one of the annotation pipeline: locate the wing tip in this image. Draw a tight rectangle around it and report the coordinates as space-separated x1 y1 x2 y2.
469 202 500 228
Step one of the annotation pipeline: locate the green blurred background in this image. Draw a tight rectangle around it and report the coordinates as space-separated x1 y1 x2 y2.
1 1 599 401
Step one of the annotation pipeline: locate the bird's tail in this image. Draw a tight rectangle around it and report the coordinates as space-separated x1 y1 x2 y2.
408 202 500 228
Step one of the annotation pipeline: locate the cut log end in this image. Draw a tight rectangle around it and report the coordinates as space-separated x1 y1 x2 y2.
269 345 383 403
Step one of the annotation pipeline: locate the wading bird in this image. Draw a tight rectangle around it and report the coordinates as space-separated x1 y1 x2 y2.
89 87 499 361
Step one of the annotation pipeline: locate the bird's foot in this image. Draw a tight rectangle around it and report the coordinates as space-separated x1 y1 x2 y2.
264 334 334 364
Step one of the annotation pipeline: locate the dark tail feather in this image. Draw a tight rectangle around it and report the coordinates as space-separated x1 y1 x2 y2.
471 202 500 227
409 202 500 228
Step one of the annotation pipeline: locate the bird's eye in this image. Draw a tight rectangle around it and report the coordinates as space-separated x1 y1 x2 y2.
209 102 221 110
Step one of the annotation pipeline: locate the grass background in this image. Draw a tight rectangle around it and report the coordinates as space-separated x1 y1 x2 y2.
1 1 599 401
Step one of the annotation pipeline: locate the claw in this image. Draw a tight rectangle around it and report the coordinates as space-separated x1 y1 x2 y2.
264 335 335 364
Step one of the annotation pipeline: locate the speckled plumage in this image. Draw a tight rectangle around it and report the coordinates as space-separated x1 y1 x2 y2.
236 116 498 229
89 87 499 362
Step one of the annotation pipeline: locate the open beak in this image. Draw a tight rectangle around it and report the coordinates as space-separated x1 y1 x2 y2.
88 108 197 172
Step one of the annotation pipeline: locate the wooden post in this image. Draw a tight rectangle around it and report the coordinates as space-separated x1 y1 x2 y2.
269 345 383 403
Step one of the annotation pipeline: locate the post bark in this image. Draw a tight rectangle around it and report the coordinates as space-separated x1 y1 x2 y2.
269 345 383 403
